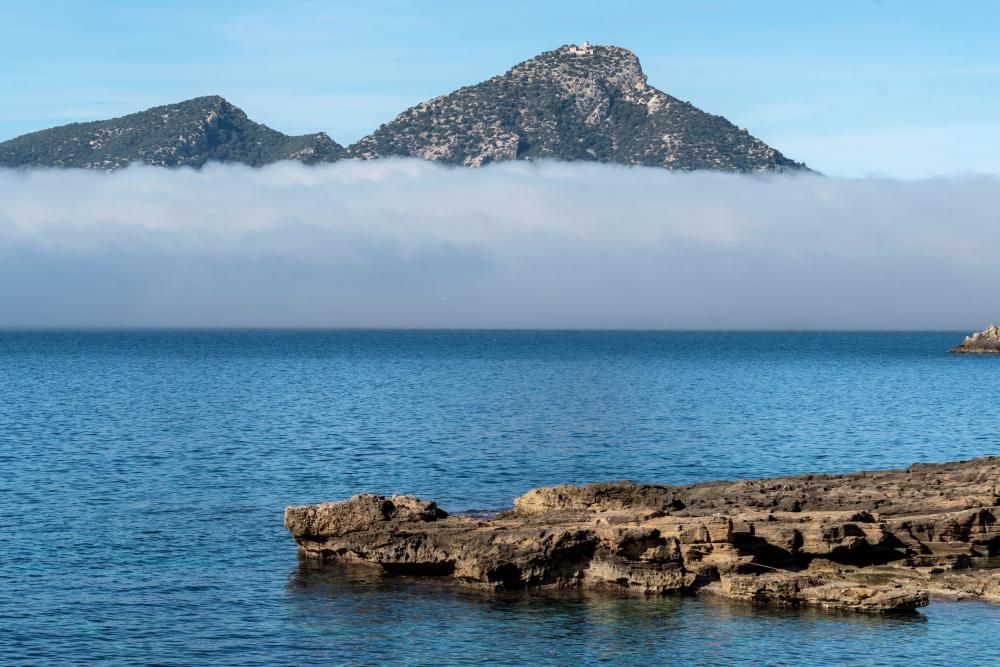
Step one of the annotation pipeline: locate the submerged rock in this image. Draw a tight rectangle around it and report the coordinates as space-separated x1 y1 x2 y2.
951 324 1000 353
284 457 1000 614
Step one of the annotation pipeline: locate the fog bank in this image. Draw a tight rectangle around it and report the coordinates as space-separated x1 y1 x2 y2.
0 160 996 329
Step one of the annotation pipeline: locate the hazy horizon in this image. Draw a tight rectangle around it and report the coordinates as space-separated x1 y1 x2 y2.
2 159 997 330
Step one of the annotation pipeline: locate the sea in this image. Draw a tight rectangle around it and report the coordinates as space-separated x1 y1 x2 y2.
2 330 999 666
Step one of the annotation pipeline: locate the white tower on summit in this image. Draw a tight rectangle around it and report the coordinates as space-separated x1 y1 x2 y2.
568 41 593 55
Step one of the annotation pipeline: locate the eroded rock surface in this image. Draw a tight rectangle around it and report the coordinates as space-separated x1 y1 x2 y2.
285 457 1000 614
951 324 1000 353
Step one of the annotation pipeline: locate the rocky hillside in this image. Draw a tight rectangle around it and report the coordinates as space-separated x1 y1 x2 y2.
0 96 344 169
349 43 808 172
0 44 810 172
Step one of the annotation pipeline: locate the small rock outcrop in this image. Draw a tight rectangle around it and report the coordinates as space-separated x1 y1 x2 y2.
951 325 1000 354
285 457 1000 614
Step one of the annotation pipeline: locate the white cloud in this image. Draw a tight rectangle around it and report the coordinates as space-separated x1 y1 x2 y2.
0 160 997 329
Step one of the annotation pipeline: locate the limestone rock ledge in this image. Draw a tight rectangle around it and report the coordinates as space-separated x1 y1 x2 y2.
284 457 1000 614
951 324 1000 353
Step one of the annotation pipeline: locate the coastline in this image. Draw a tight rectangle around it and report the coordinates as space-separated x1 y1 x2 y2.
286 457 1000 614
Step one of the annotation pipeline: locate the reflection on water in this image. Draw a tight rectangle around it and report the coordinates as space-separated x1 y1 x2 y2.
282 562 1000 667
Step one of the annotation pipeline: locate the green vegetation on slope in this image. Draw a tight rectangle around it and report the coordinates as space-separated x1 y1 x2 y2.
0 45 809 172
0 96 345 169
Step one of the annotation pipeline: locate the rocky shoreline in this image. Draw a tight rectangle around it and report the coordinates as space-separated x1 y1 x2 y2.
951 324 1000 353
284 458 1000 614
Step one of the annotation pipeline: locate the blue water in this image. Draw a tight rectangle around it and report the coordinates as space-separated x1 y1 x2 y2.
2 330 1000 665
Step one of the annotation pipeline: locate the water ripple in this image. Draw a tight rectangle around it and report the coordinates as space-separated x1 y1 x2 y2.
1 330 999 664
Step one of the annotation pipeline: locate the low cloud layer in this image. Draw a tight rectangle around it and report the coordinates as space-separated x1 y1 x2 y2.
0 160 997 329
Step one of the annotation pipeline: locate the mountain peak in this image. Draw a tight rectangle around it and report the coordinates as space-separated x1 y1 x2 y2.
176 95 250 118
348 44 808 172
0 44 808 172
0 96 344 169
177 94 236 112
505 43 649 96
535 42 642 67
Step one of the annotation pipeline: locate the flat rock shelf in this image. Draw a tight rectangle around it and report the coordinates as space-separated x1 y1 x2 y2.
284 458 1000 614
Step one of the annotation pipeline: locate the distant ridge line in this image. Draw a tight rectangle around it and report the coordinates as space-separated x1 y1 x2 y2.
0 43 810 173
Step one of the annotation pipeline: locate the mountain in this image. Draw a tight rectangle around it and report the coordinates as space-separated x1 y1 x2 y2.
348 43 808 172
0 44 809 172
0 95 344 169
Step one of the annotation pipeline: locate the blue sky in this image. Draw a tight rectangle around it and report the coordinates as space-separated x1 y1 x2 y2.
1 0 998 177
